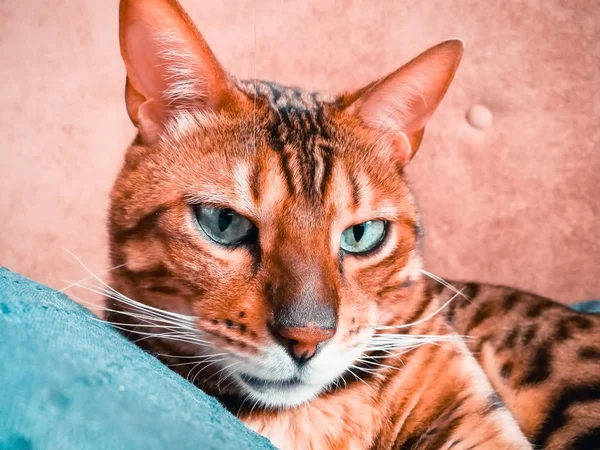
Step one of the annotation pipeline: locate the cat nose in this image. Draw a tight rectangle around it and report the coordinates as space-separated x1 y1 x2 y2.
272 326 335 363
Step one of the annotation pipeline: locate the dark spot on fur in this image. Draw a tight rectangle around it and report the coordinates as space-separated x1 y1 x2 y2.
578 346 600 360
465 302 493 333
521 324 538 345
433 281 445 295
500 361 514 379
376 282 408 297
424 406 467 449
556 320 572 341
238 311 246 318
132 133 144 146
570 427 600 450
113 206 168 244
239 324 247 333
500 328 519 350
400 435 420 449
264 283 275 306
534 384 600 448
122 265 170 280
473 334 493 355
445 300 458 325
555 316 593 342
269 136 284 152
521 346 551 385
148 285 180 295
211 319 219 325
463 283 480 299
225 319 234 328
525 301 555 318
502 292 520 312
572 315 593 330
249 161 262 202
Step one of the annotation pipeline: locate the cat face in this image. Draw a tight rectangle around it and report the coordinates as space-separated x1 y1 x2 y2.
109 0 463 408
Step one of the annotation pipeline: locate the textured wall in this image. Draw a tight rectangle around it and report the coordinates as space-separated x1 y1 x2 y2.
0 0 598 304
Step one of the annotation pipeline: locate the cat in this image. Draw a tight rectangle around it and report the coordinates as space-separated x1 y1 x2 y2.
104 0 600 448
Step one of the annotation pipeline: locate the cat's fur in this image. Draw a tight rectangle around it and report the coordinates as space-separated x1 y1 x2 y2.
105 0 600 448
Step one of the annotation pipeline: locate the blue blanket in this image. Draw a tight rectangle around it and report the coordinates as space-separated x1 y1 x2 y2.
0 268 273 450
569 300 600 314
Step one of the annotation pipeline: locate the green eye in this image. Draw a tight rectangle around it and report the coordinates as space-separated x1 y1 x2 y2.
340 220 386 254
195 206 255 246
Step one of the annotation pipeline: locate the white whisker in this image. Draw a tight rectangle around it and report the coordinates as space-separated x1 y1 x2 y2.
70 286 200 337
168 353 229 367
418 269 469 299
62 249 199 324
191 357 229 385
130 330 208 346
373 289 464 330
206 361 241 384
59 263 126 292
355 358 401 371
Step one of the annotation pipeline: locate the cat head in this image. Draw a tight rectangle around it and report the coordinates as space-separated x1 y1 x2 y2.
109 0 463 408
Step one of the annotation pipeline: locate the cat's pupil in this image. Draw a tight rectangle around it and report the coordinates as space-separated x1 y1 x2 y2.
218 209 234 232
353 224 365 242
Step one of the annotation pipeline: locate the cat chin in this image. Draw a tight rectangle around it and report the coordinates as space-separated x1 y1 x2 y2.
221 334 373 408
233 373 325 408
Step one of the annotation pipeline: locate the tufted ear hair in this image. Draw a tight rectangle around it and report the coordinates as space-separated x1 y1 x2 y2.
119 0 248 143
342 39 464 164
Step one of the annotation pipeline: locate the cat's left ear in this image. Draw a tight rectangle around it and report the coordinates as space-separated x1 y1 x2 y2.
342 39 464 164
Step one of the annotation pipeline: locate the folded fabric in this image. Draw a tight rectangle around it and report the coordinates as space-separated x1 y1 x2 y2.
0 268 273 450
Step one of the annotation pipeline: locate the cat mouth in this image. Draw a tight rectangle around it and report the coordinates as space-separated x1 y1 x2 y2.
235 371 327 407
238 373 303 392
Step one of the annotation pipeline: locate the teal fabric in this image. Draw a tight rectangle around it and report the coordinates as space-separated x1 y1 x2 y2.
0 268 274 450
570 300 600 314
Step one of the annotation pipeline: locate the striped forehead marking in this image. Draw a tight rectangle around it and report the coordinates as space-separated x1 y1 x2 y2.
238 80 338 201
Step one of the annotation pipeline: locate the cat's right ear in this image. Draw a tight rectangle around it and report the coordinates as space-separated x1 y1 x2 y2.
119 0 244 143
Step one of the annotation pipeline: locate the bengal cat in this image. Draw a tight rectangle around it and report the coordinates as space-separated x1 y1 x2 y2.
104 0 600 448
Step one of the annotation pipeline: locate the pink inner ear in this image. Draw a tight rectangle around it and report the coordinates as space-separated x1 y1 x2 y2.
126 21 214 108
126 21 168 102
121 0 224 112
353 40 463 161
359 61 456 135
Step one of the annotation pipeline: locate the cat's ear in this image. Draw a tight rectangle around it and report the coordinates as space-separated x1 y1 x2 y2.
119 0 244 143
342 39 464 164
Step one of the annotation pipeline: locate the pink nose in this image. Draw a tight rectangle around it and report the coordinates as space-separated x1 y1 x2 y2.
274 327 335 363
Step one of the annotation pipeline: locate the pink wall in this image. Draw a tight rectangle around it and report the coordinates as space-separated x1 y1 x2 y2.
1 0 598 305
